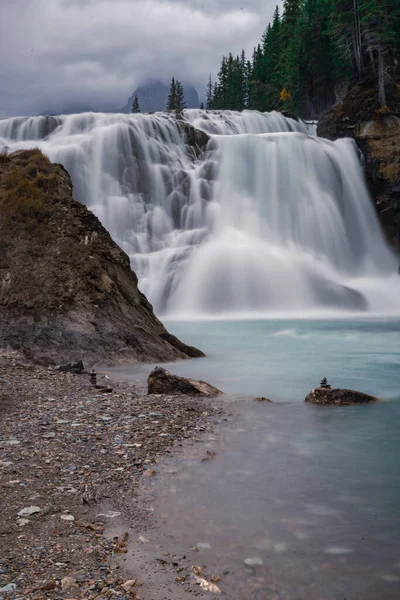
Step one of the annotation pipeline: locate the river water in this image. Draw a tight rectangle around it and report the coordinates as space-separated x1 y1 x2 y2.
112 318 400 599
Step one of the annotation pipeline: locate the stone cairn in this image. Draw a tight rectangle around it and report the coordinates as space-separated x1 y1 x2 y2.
320 377 331 389
90 370 97 386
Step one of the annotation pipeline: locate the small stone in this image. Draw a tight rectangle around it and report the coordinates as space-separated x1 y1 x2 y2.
122 579 137 591
61 576 77 591
40 580 57 591
255 397 272 402
16 519 30 527
60 514 75 522
96 511 121 519
138 535 150 543
17 506 41 517
244 557 263 566
196 542 211 550
0 584 17 593
324 546 353 555
191 576 221 594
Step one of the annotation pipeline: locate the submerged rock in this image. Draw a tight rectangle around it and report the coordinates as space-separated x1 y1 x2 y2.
0 150 203 365
147 367 222 397
305 387 379 405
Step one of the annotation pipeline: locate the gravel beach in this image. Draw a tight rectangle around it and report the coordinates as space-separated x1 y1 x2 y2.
0 353 222 599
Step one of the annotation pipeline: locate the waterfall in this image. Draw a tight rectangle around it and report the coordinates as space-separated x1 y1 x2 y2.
0 109 398 318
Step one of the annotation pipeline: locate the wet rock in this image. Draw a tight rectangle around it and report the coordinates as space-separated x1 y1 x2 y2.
159 332 205 358
178 121 210 155
305 387 379 405
148 367 223 397
255 397 272 402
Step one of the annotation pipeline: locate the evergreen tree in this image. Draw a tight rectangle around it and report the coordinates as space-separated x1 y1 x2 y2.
200 102 205 110
132 94 141 113
206 73 213 109
167 77 177 111
207 0 399 117
175 80 187 113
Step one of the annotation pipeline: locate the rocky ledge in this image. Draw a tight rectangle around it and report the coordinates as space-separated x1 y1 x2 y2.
317 71 400 250
0 149 204 365
305 387 379 406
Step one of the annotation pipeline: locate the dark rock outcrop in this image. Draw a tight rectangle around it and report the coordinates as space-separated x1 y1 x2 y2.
0 149 204 365
147 367 222 397
56 361 85 374
305 387 379 405
317 73 400 249
178 121 210 157
158 332 205 358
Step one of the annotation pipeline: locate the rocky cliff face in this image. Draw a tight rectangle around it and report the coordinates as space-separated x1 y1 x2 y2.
0 149 204 365
317 74 400 250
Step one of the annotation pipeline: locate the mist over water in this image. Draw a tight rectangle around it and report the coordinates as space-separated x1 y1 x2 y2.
1 109 399 318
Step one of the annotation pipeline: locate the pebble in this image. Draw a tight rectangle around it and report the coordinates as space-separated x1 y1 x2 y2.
196 542 211 550
60 514 75 521
324 546 353 555
61 576 77 591
17 506 41 517
0 584 16 593
273 543 287 553
244 557 263 566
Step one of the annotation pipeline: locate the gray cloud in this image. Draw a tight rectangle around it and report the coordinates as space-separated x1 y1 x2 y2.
0 0 281 117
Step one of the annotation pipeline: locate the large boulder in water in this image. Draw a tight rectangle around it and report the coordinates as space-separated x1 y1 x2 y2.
0 149 204 365
148 367 222 397
305 387 379 405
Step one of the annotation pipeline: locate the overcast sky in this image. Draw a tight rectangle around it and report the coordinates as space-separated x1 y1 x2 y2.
0 0 281 117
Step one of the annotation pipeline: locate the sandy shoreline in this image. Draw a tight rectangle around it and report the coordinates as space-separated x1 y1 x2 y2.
0 354 223 599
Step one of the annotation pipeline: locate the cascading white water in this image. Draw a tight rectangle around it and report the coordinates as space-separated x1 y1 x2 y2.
0 109 398 317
